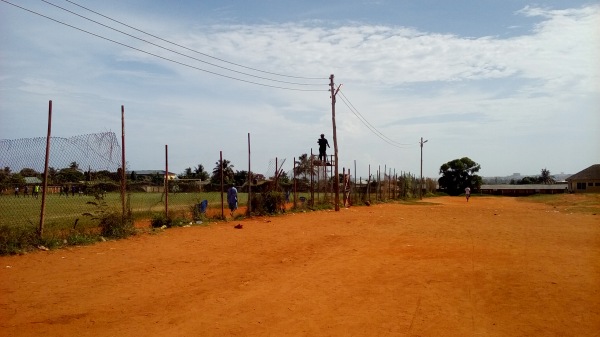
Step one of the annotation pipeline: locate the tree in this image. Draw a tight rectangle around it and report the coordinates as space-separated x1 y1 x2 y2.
9 173 25 186
55 167 84 183
233 170 249 186
180 167 193 179
278 171 290 184
438 157 482 196
0 168 10 190
194 164 209 181
540 168 555 184
19 168 39 177
294 153 315 181
47 167 58 182
211 159 235 185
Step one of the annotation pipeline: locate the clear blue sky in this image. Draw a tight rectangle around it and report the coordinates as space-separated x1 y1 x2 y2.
1 0 598 179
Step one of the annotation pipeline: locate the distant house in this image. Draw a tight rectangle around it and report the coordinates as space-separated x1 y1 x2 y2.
23 177 42 185
479 183 568 196
566 164 600 193
128 170 178 182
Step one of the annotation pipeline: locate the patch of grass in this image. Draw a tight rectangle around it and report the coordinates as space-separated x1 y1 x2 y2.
521 194 600 215
0 224 39 255
66 231 99 246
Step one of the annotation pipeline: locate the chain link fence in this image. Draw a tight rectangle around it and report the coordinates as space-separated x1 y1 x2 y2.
1 128 434 254
1 132 123 248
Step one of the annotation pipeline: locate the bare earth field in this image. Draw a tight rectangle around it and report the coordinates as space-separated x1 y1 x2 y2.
1 196 599 337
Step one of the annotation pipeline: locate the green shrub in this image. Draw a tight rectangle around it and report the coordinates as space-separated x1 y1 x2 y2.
83 194 135 239
250 191 286 215
0 224 39 255
151 213 172 228
99 212 135 238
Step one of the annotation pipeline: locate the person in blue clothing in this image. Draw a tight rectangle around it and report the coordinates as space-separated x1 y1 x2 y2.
227 185 238 216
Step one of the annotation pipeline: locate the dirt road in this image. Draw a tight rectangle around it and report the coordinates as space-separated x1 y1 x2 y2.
1 196 599 336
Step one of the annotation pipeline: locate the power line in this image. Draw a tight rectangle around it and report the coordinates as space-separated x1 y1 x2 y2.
338 90 416 149
1 0 328 92
62 0 327 81
39 0 326 87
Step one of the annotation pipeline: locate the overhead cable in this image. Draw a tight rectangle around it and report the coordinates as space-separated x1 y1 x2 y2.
62 0 327 81
39 0 325 87
338 90 416 148
1 0 327 91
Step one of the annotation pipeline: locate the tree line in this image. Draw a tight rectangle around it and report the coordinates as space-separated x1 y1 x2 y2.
5 155 552 197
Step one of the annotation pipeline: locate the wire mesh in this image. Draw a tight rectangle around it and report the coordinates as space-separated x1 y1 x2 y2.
0 132 122 235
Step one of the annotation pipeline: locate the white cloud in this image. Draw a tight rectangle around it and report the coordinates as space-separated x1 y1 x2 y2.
1 2 598 178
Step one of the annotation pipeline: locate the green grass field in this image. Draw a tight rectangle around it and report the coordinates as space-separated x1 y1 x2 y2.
0 192 247 230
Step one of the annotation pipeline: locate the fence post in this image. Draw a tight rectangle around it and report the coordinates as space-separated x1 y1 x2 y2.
165 145 169 219
310 149 314 206
121 105 126 222
293 157 297 208
220 151 224 219
247 133 251 215
38 100 52 238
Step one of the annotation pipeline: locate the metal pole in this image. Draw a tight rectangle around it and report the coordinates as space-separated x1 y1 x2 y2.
247 133 251 215
342 167 346 207
220 151 224 219
38 100 52 238
293 157 297 208
121 105 126 221
165 145 168 219
420 137 428 200
310 149 314 206
367 164 371 203
384 164 387 201
354 160 357 204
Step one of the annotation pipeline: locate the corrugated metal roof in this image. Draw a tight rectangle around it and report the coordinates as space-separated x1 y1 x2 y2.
126 170 177 176
566 164 600 181
23 177 42 184
480 184 568 190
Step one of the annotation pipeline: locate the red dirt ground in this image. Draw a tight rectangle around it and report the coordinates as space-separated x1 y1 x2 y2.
1 196 599 337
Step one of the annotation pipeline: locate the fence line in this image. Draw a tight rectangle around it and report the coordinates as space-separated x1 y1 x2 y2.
1 102 436 247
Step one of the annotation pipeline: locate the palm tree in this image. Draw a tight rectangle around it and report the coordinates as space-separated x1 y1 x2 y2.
540 168 555 184
294 153 315 181
211 159 235 185
194 164 209 181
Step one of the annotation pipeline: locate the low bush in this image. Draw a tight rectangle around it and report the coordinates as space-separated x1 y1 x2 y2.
250 191 286 215
151 213 172 228
0 224 39 255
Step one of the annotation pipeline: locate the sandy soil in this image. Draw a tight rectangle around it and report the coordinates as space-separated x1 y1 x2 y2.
1 196 599 337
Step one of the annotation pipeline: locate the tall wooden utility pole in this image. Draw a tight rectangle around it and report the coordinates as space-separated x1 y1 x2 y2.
329 74 341 211
419 137 428 200
121 105 126 222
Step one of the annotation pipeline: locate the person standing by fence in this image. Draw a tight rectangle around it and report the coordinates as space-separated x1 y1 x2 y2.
227 185 238 216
